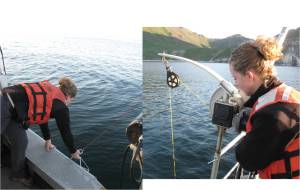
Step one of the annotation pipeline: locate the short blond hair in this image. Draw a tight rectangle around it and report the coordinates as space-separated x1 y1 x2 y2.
230 36 283 86
58 77 77 98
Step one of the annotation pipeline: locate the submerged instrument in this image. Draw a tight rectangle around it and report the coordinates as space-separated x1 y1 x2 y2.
120 113 143 187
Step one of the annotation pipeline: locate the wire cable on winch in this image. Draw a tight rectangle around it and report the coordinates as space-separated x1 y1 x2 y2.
161 55 214 178
168 87 176 178
162 55 178 178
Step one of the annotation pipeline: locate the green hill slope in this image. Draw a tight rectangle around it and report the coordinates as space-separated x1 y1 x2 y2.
143 27 250 61
143 27 299 65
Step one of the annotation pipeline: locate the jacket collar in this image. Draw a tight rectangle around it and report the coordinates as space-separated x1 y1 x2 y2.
244 77 283 108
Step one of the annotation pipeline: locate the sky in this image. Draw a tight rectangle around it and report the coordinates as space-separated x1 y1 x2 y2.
0 0 298 42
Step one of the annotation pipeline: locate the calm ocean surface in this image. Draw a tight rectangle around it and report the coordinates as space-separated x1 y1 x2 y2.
2 38 142 189
143 61 300 179
2 38 300 183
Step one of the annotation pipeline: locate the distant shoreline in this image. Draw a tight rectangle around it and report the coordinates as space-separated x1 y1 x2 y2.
143 60 300 67
143 59 223 63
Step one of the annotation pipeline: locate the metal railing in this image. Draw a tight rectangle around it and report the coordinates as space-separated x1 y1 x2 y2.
209 130 247 179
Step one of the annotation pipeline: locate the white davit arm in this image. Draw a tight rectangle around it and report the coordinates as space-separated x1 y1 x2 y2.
158 53 239 97
277 27 288 46
158 27 289 97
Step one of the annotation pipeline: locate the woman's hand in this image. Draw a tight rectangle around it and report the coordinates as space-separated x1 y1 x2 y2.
45 139 55 152
71 149 82 160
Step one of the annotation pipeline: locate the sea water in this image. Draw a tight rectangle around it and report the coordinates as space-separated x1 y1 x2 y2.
2 38 142 189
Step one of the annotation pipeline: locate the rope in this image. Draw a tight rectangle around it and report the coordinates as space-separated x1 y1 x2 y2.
79 157 90 172
81 129 111 152
180 79 210 107
168 87 176 178
161 55 213 178
162 55 209 178
164 55 209 107
74 149 90 172
81 103 140 152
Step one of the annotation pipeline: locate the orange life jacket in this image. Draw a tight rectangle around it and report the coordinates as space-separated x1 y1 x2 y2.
246 83 300 179
20 80 66 125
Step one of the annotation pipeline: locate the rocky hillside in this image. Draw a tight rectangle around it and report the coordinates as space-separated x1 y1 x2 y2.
143 27 300 66
143 27 250 61
279 27 300 66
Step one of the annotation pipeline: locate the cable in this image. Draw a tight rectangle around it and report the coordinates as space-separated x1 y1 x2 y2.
180 80 210 107
81 129 111 152
78 149 90 172
161 56 212 178
0 46 7 75
81 104 141 152
168 87 176 178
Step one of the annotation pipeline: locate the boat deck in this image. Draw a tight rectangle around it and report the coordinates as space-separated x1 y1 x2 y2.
1 166 42 189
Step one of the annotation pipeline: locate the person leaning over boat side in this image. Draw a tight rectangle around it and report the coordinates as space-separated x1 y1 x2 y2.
1 77 82 186
229 36 300 179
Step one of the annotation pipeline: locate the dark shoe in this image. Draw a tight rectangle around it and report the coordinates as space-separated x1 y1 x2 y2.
9 176 33 187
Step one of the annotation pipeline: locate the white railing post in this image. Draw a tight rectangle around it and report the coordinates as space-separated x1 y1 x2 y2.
210 126 225 179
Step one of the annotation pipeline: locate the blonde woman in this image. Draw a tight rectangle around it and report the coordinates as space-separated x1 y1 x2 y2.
1 77 81 186
230 36 300 179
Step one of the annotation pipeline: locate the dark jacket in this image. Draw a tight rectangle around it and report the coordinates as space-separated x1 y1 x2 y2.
236 77 300 171
2 85 76 153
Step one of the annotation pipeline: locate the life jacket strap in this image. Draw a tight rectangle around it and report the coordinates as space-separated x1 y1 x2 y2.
271 149 300 179
25 83 47 121
271 170 300 179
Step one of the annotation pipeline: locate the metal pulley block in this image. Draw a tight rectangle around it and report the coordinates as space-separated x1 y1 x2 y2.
161 55 180 88
167 71 180 88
